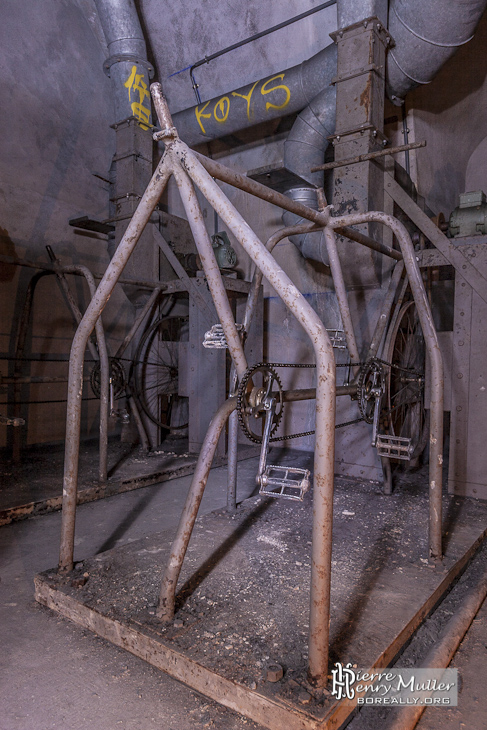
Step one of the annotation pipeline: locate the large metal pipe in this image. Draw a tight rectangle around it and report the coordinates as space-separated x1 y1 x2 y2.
94 0 153 124
386 0 487 104
58 157 172 572
329 210 444 560
171 43 337 147
61 265 110 484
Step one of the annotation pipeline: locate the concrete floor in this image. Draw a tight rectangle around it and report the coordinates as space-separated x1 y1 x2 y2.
1 453 486 730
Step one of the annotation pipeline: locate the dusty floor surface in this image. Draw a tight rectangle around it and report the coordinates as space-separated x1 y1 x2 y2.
0 436 258 525
1 449 487 729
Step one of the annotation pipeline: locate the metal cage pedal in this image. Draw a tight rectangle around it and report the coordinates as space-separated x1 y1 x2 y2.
203 323 244 349
326 328 347 350
376 434 413 461
259 465 311 501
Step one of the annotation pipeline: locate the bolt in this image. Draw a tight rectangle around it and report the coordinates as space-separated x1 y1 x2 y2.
266 663 284 682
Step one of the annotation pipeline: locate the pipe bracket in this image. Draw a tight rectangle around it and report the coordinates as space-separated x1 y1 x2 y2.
103 54 155 78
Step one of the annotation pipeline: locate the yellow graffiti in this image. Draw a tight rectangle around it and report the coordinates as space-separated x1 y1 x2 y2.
195 101 212 133
193 73 291 131
124 65 151 128
214 96 230 123
260 74 291 112
231 80 259 120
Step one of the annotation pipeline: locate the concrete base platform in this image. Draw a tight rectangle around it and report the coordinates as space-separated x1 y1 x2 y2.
35 467 487 730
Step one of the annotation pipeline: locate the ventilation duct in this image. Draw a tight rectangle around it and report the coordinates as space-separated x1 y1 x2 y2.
281 86 336 266
94 0 153 124
386 0 487 104
171 44 337 147
285 0 487 264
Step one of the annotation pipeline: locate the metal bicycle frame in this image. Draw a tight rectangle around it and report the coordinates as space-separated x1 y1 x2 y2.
58 83 443 688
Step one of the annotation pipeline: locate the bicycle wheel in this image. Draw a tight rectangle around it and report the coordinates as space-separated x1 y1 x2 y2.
132 316 188 431
383 300 429 461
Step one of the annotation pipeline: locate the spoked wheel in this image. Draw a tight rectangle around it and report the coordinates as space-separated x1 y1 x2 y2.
383 300 429 463
131 316 189 431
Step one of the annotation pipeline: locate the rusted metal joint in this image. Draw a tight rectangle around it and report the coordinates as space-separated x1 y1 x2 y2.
151 83 178 141
153 127 178 142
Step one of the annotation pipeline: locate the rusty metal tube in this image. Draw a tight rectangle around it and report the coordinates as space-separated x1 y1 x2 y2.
388 569 487 730
194 151 331 227
47 252 99 363
157 383 339 623
323 227 360 374
330 210 444 560
62 264 110 484
172 163 248 381
193 152 402 262
226 411 239 513
158 396 238 619
174 142 336 686
12 270 53 462
310 140 427 172
58 158 172 572
337 225 403 261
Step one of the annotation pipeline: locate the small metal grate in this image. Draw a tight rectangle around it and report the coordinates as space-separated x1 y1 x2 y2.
259 465 311 501
376 434 413 461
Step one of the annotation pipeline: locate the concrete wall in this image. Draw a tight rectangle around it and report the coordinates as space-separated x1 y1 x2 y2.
0 0 131 448
404 12 487 217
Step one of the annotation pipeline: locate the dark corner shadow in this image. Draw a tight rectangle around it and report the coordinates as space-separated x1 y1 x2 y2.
96 483 161 553
441 495 466 555
174 499 273 612
409 11 487 116
329 523 397 667
107 443 141 479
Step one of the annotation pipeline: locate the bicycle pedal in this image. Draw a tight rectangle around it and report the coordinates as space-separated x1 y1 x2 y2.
259 465 311 501
376 434 413 460
327 328 347 350
203 323 244 349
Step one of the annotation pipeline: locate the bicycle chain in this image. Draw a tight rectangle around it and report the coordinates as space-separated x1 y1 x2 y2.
237 361 372 443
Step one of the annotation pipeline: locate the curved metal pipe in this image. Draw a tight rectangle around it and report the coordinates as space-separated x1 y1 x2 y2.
171 43 337 147
62 265 110 484
94 0 153 123
386 0 487 104
58 157 172 572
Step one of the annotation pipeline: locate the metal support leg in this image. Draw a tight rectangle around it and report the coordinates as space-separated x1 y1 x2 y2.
169 138 336 686
58 158 172 572
226 411 238 513
157 397 237 620
62 264 110 484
